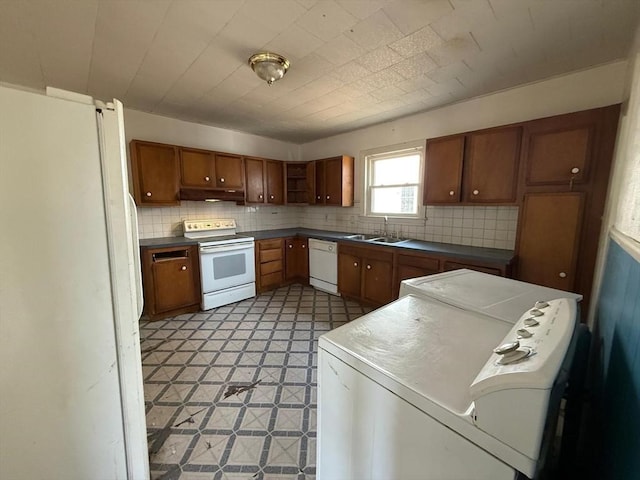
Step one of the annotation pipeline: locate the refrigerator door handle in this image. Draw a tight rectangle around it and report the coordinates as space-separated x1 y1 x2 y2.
128 193 143 318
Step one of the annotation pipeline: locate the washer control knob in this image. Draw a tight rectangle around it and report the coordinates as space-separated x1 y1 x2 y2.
534 300 549 309
529 308 544 317
517 328 533 338
494 341 520 355
524 317 540 327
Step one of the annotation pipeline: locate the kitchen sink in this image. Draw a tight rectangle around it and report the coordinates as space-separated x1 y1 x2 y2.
344 233 409 244
344 233 381 241
369 237 409 244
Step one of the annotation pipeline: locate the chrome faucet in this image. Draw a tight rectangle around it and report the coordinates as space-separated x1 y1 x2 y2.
383 216 388 237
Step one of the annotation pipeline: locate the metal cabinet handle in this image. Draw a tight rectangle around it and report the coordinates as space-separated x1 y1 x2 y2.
288 244 293 249
473 189 479 195
302 244 306 248
449 190 455 196
270 194 274 199
146 192 152 197
181 265 187 271
317 195 321 200
366 264 371 270
204 176 210 181
258 194 263 199
559 272 567 278
220 177 225 183
326 195 330 199
571 167 580 174
353 262 358 267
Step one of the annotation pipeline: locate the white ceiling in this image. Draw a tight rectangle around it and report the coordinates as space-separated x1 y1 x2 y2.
1 1 638 143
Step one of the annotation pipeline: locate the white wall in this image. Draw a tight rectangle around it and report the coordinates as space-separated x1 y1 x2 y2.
124 109 300 161
589 23 640 324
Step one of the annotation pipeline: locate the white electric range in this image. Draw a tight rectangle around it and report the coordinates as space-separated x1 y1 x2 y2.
318 275 580 480
183 219 255 310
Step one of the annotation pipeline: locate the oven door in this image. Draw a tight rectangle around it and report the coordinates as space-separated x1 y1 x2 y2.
200 241 255 294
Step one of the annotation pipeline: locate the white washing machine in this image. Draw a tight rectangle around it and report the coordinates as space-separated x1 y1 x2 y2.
318 289 579 479
400 269 582 324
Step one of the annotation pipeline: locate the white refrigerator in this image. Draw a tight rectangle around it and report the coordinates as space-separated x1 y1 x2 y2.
0 85 149 479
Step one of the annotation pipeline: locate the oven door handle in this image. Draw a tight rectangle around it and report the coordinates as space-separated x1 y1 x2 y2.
200 241 255 254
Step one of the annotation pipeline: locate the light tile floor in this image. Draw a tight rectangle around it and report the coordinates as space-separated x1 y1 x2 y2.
140 284 371 480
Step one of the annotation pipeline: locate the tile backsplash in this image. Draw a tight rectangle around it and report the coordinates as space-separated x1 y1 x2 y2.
137 201 518 250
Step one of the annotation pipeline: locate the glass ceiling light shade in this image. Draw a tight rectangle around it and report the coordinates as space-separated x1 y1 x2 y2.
248 52 290 86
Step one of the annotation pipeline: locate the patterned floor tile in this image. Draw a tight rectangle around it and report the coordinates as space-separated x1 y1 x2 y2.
140 284 370 479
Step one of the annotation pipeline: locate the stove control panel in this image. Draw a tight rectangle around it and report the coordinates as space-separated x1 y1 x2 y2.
184 219 236 231
183 218 238 239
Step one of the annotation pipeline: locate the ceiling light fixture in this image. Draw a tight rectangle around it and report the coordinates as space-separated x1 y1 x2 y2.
248 52 290 86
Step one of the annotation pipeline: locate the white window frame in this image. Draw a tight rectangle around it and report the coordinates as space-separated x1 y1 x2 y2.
363 140 425 219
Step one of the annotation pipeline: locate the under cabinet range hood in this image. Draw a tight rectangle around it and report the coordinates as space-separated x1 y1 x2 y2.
179 187 245 203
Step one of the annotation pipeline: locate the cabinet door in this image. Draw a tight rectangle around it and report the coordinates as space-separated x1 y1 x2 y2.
151 250 199 312
266 160 284 204
285 237 309 280
464 127 521 203
523 125 593 186
362 257 394 305
325 157 343 205
423 136 464 204
180 147 215 188
285 238 299 280
215 153 244 189
517 192 584 291
244 157 265 203
338 252 361 298
314 159 325 204
131 141 179 206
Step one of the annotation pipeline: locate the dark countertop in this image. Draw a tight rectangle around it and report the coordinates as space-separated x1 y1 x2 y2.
140 228 515 266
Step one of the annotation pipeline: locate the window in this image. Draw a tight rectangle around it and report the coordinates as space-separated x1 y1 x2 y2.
365 142 424 218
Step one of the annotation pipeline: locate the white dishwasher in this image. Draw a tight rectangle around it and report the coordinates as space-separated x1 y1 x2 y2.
308 239 339 295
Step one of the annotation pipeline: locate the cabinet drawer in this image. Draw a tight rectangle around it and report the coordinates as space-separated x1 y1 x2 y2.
259 238 283 250
261 271 283 288
397 253 439 272
261 260 283 275
260 248 283 263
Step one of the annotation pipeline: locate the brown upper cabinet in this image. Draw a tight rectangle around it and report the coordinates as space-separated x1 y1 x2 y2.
180 148 244 190
522 115 595 187
423 136 464 203
130 140 180 206
244 157 284 205
312 155 354 207
423 126 521 205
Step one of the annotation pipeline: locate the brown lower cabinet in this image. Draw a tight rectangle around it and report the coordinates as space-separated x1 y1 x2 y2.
285 237 309 282
338 243 394 306
255 237 513 305
141 245 201 320
256 238 284 292
394 252 441 297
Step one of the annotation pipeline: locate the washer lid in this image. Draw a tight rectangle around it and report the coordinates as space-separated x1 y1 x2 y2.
399 269 582 324
319 294 511 414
